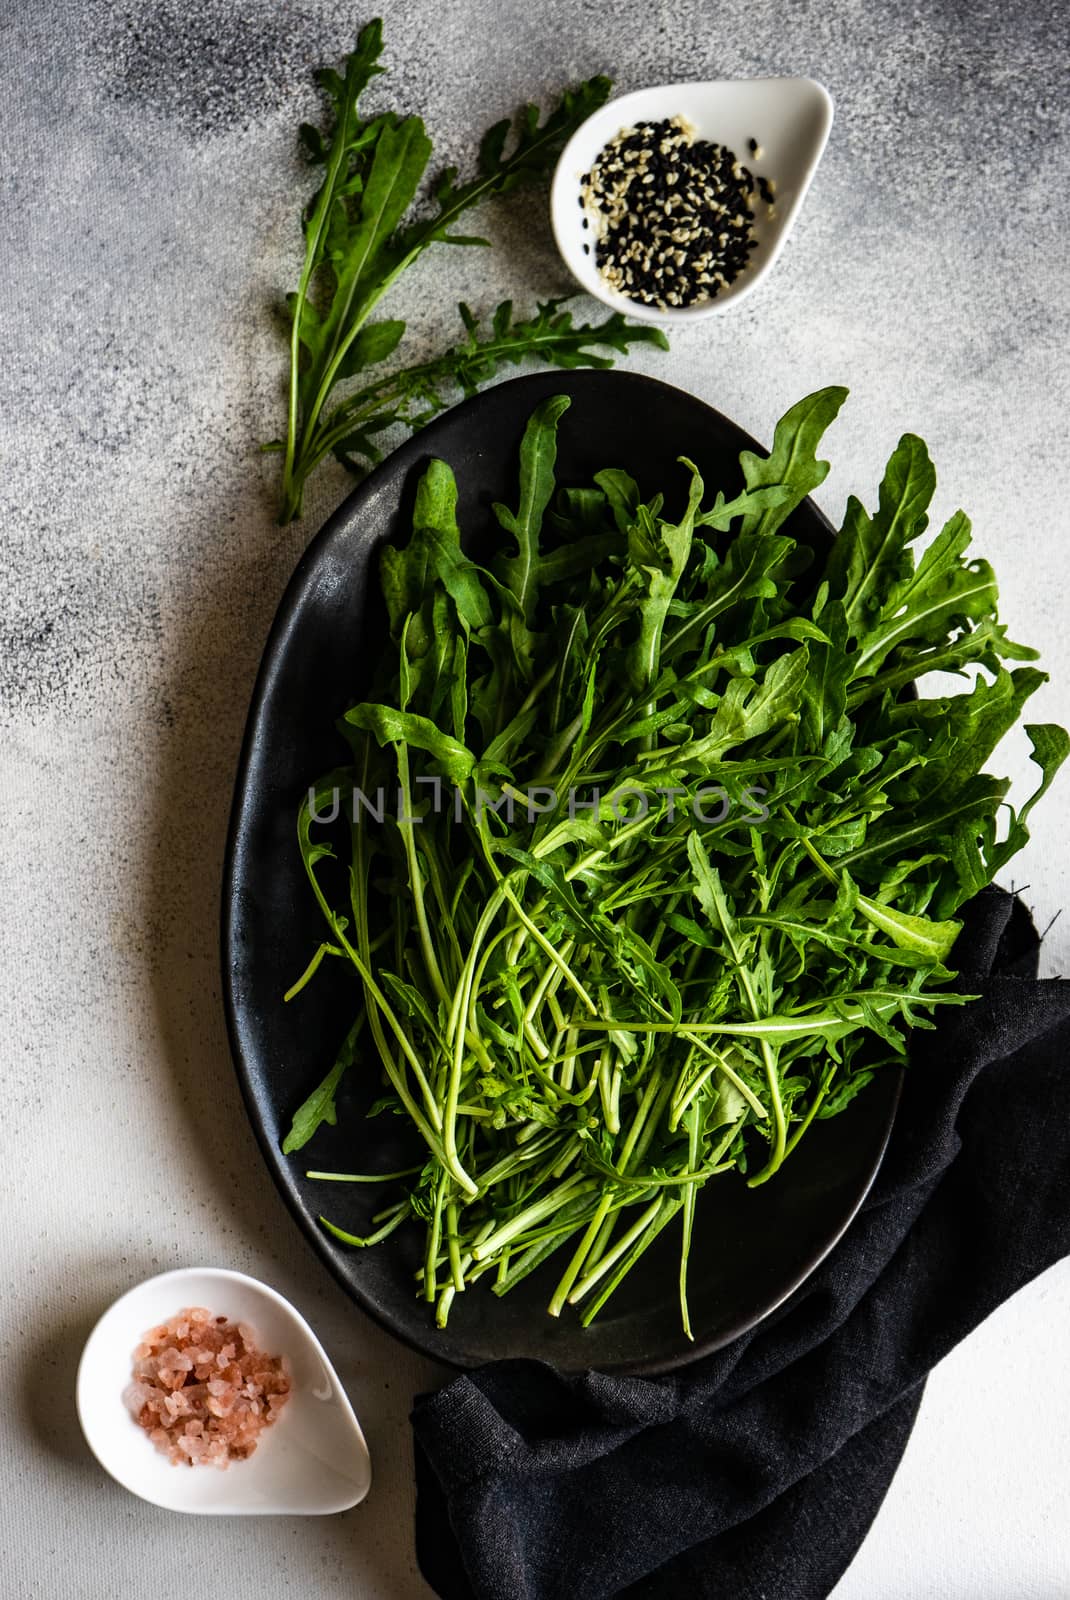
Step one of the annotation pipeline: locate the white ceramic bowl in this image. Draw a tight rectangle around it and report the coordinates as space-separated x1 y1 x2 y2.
550 78 833 325
76 1267 372 1515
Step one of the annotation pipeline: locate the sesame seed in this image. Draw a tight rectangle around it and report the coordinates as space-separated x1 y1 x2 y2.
577 114 768 309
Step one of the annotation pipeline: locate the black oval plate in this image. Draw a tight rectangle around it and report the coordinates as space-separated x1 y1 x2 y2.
222 370 899 1375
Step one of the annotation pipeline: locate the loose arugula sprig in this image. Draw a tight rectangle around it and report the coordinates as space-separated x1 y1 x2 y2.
284 388 1067 1335
290 297 667 484
271 21 665 521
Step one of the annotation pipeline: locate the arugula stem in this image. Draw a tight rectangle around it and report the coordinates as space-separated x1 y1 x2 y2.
472 1174 598 1261
578 1198 683 1325
283 939 343 1001
301 803 445 1148
320 1206 410 1249
446 1201 465 1292
307 1165 423 1183
442 890 508 1196
554 1067 668 1300
779 1062 838 1163
394 742 450 1004
679 1105 702 1340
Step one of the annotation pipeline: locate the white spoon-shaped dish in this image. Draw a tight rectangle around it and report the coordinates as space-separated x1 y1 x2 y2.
76 1267 372 1515
550 78 833 325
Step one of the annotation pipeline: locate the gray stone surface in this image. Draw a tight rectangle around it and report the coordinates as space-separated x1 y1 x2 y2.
1 2 1067 1595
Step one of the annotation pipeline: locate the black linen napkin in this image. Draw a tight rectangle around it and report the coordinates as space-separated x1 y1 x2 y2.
411 886 1070 1600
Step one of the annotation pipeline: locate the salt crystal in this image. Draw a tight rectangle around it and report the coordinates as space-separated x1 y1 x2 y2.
126 1306 290 1468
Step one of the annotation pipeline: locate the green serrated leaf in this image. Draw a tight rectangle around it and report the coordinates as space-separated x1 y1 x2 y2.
282 1015 364 1154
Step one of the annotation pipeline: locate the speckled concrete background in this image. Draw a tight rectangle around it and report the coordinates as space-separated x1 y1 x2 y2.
2 2 1068 1596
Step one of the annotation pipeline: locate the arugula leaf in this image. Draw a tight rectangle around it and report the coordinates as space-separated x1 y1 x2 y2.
492 395 571 681
282 1015 364 1154
659 648 811 769
303 115 434 411
826 432 937 637
627 463 704 699
989 722 1070 874
380 458 495 646
345 702 476 785
274 28 663 521
737 386 848 537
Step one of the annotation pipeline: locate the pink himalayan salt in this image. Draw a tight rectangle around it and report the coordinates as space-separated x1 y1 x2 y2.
123 1305 291 1468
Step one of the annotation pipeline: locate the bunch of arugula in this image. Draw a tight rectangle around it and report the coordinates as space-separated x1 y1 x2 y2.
286 387 1067 1335
270 21 666 522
